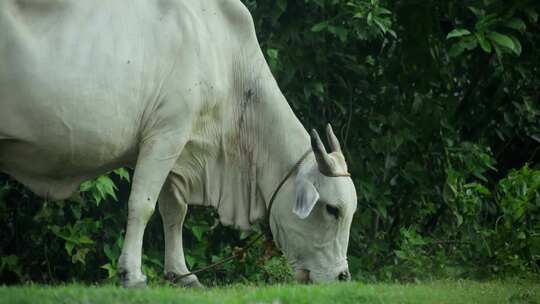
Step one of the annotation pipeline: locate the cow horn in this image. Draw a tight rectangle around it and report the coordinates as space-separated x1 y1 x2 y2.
326 124 342 153
310 129 334 176
310 126 350 177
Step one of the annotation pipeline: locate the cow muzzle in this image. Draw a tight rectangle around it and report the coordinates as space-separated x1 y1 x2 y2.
295 267 351 283
337 269 351 281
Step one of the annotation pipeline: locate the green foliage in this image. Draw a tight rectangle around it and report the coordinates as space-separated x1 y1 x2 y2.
244 0 540 281
493 165 540 274
1 170 124 283
446 5 529 57
1 0 540 285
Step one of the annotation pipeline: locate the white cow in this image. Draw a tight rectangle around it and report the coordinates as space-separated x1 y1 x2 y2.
0 0 357 287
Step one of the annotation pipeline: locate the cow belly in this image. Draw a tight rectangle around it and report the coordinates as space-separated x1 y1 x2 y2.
0 135 135 177
0 135 136 200
0 65 140 178
0 144 87 201
6 168 85 201
0 64 140 193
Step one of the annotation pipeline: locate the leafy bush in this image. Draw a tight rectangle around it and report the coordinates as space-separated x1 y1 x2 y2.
492 165 540 274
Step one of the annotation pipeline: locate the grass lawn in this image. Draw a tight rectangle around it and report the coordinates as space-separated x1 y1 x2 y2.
0 280 538 304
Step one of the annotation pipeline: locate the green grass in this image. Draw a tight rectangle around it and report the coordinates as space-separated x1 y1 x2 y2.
1 280 538 304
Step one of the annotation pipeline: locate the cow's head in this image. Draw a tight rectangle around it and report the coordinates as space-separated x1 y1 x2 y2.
270 124 357 283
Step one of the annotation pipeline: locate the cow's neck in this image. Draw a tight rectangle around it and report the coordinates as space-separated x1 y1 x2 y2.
171 71 310 231
251 96 311 212
219 81 311 230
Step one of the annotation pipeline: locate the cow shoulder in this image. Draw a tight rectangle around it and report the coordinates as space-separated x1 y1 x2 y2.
217 0 257 43
217 0 254 26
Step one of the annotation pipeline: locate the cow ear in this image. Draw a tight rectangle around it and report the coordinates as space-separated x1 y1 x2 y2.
293 179 320 219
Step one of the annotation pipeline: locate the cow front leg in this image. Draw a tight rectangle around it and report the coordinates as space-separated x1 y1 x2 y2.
158 179 203 288
118 134 184 288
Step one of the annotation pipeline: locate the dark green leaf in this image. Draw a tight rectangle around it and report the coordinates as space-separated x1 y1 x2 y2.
475 33 492 53
504 18 526 32
487 32 518 55
311 21 328 32
114 168 130 182
446 28 471 39
509 35 522 56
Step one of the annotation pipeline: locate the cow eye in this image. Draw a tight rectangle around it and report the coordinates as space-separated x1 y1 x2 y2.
326 205 339 219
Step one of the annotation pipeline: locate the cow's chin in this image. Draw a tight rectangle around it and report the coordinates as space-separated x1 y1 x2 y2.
294 269 311 284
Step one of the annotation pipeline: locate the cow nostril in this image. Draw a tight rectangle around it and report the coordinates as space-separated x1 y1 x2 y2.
338 270 351 281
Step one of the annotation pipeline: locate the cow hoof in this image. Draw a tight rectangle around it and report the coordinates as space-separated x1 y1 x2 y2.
165 272 205 289
125 280 147 289
119 270 147 288
183 278 205 289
